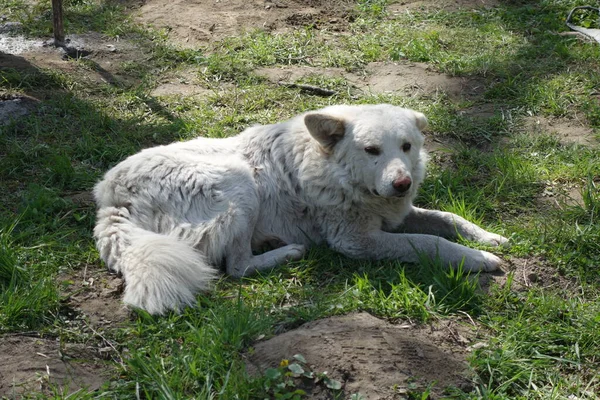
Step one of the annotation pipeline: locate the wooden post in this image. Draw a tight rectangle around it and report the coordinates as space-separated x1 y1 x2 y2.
51 0 65 46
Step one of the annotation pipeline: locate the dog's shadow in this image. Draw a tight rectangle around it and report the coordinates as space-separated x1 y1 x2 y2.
246 245 507 326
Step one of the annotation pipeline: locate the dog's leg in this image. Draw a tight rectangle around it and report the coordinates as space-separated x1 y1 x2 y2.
226 244 307 278
332 231 502 272
223 211 306 278
193 181 306 278
397 206 508 246
168 219 306 278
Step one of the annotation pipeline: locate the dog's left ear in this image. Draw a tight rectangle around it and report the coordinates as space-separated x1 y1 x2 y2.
413 111 428 131
304 113 345 152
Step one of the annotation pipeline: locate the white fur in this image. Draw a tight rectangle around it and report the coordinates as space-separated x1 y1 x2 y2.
94 104 508 314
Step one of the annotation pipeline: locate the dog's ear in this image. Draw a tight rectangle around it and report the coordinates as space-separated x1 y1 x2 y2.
304 113 345 151
413 111 428 131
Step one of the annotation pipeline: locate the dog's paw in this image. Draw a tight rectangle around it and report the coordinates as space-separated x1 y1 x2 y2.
463 250 503 272
478 232 509 247
481 250 503 271
284 244 307 262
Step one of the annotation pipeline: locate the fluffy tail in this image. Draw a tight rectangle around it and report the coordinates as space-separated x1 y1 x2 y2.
94 207 218 315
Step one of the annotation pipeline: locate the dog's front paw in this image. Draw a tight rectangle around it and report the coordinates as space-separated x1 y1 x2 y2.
480 250 503 271
463 250 503 272
478 231 509 247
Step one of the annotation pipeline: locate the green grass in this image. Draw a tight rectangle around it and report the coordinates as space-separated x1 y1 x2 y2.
472 285 600 398
0 221 61 332
1 0 599 398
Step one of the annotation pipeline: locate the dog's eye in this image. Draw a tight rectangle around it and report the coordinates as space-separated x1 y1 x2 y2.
364 146 381 156
402 143 411 152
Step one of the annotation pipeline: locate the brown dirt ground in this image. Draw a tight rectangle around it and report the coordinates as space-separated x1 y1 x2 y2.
535 181 587 213
59 266 130 328
523 115 599 147
388 0 499 14
0 267 129 399
0 336 110 399
255 62 487 100
134 0 355 48
0 32 145 85
479 256 580 293
246 312 477 399
151 67 212 97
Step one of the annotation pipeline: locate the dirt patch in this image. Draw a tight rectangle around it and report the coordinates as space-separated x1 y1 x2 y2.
424 135 460 153
479 256 578 293
151 67 213 97
0 22 44 54
246 312 475 398
255 65 350 83
536 180 586 210
423 135 462 171
0 34 44 54
458 103 502 119
135 0 501 48
0 261 127 397
0 336 110 399
39 33 146 87
255 62 486 99
1 31 147 91
152 80 210 98
60 266 130 328
524 115 598 146
135 0 354 48
388 0 499 14
364 62 485 99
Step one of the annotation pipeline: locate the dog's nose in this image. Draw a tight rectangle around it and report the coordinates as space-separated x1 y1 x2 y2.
392 176 412 193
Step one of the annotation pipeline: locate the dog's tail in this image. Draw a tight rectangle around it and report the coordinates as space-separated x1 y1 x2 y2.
94 206 218 315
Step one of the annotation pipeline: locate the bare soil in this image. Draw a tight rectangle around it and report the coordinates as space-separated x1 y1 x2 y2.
134 0 355 48
59 265 130 328
479 256 580 293
536 181 586 211
523 115 598 147
151 67 212 97
363 62 486 99
0 336 109 399
388 0 499 13
246 312 476 399
0 267 128 399
255 62 487 100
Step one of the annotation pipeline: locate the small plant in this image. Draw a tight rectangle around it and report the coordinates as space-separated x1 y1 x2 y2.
357 0 388 17
407 381 434 400
262 354 343 399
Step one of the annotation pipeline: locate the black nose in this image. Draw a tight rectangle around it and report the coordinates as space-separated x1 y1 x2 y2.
392 177 412 193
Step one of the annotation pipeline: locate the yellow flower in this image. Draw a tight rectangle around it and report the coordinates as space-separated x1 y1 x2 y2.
279 359 289 368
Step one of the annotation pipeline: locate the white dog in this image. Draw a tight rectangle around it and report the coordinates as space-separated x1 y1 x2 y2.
94 104 507 314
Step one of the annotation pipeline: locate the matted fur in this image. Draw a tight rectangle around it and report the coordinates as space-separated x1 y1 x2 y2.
94 104 507 314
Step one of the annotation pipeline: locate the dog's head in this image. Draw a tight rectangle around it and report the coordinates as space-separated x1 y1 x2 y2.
304 104 428 200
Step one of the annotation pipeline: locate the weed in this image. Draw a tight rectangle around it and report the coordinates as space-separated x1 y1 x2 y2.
261 354 342 399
